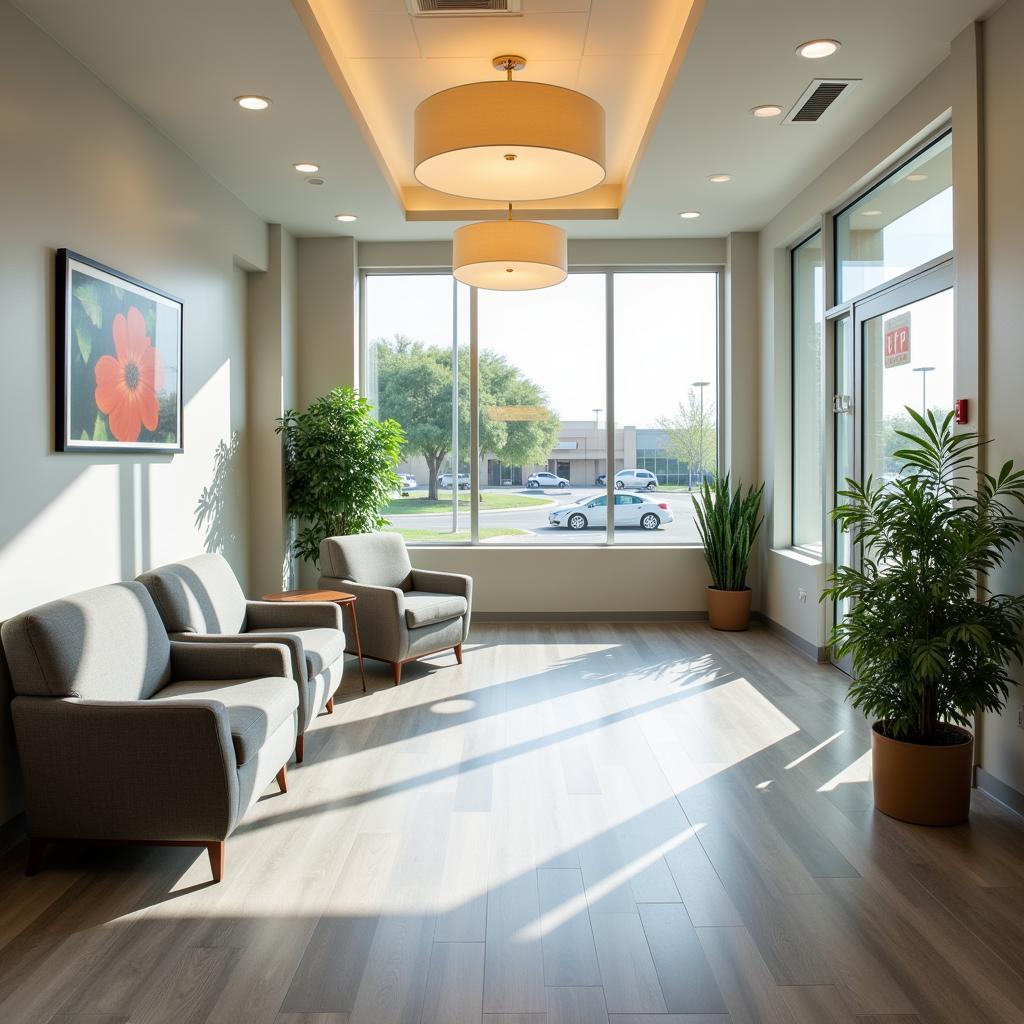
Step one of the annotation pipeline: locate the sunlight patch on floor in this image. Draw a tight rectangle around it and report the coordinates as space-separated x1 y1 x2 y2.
818 749 872 791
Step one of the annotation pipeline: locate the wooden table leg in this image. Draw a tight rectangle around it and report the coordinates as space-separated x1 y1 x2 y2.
346 600 367 693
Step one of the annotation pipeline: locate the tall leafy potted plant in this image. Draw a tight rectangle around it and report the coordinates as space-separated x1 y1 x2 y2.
693 474 764 630
277 387 405 566
824 409 1024 826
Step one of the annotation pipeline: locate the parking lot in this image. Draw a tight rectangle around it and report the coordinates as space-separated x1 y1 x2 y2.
387 486 702 544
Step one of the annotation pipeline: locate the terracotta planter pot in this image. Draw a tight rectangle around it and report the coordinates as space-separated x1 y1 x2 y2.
706 586 752 631
871 722 974 826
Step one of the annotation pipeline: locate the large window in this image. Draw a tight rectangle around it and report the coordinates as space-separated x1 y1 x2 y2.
791 232 824 551
835 131 952 302
363 269 721 545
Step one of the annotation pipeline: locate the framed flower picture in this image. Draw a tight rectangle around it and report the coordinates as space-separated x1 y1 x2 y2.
56 249 183 453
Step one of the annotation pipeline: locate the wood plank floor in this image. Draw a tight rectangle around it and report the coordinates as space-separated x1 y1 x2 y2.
1 623 1023 1024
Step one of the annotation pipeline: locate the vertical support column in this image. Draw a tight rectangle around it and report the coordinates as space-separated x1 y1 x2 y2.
451 277 459 536
470 286 480 544
605 272 615 545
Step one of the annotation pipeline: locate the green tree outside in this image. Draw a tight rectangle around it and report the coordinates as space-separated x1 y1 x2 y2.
656 389 717 488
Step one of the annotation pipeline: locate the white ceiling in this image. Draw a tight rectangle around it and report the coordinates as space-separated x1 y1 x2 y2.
12 0 995 241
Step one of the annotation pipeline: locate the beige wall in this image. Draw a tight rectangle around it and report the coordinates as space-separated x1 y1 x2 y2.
979 0 1024 799
0 1 266 826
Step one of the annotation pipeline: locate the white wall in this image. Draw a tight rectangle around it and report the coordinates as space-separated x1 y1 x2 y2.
0 0 266 826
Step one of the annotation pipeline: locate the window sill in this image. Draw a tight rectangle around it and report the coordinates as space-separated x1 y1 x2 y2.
771 546 825 568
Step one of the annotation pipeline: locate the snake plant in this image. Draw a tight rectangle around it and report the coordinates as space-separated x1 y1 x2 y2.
693 474 764 591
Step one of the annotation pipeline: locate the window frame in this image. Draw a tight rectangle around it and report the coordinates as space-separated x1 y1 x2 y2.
361 264 724 547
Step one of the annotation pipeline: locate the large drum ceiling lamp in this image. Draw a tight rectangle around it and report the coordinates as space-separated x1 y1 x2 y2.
414 56 606 202
453 205 567 292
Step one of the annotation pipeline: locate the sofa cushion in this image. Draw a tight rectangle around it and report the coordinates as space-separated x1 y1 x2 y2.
403 591 468 630
320 532 412 590
246 626 346 678
0 582 171 700
138 553 248 635
151 676 297 766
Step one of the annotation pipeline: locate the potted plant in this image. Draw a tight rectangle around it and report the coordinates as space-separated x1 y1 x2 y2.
824 409 1024 826
693 473 764 630
277 387 405 566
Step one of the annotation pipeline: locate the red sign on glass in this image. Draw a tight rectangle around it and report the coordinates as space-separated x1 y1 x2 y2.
883 313 911 369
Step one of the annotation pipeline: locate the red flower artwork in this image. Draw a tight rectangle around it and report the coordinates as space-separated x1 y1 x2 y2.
94 306 164 442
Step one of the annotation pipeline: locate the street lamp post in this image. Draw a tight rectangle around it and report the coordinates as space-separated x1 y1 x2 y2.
912 366 935 415
691 381 710 488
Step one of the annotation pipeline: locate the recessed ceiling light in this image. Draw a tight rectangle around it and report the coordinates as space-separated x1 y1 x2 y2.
235 95 271 111
707 174 731 183
335 214 358 222
906 173 928 182
293 162 319 173
679 211 701 219
797 39 841 59
751 104 783 118
861 209 882 216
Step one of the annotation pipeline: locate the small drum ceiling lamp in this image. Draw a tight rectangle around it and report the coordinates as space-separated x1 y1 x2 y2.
414 55 606 202
453 205 567 291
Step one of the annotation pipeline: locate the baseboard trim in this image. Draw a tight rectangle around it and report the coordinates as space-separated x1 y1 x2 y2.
975 767 1024 819
757 614 829 663
473 610 708 623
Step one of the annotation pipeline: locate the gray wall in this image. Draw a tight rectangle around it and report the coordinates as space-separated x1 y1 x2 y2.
0 1 267 826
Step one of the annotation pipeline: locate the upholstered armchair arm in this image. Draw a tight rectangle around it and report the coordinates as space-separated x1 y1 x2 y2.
328 581 407 663
11 695 238 841
169 641 292 683
245 600 344 632
410 569 473 641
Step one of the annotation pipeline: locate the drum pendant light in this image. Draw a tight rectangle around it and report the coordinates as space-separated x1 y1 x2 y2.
415 56 605 202
453 205 567 292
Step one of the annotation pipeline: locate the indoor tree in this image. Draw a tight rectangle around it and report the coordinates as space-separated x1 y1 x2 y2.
277 387 404 566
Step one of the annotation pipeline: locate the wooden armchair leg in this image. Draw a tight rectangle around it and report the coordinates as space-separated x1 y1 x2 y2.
326 697 335 714
454 643 463 665
26 838 47 877
295 733 305 764
392 661 403 685
206 841 225 883
276 765 288 794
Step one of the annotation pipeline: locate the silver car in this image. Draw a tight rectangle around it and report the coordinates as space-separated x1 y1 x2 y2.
548 493 674 531
528 471 570 489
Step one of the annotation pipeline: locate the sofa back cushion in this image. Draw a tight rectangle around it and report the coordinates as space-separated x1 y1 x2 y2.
0 581 171 700
137 553 247 635
320 532 412 590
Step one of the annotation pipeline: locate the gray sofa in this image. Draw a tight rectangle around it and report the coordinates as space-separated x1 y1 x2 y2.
137 553 345 762
318 532 472 684
0 581 297 882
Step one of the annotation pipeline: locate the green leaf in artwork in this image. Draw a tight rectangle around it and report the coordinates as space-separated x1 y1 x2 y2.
145 309 156 337
80 429 89 440
74 325 92 364
73 283 103 329
93 413 109 442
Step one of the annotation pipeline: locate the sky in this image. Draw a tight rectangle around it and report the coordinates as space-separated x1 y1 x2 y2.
364 271 719 429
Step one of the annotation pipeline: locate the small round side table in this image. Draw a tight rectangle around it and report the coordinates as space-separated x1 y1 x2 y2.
260 588 367 695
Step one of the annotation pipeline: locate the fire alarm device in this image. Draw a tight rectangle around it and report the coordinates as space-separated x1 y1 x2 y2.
955 398 969 425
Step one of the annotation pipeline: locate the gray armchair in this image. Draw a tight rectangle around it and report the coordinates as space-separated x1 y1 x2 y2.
318 532 472 684
137 553 345 762
0 581 297 882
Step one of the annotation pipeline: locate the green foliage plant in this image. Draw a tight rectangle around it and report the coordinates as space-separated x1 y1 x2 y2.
693 473 764 591
823 409 1024 743
277 387 405 566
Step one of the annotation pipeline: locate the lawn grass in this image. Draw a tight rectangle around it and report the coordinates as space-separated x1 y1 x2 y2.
387 527 529 543
383 491 549 516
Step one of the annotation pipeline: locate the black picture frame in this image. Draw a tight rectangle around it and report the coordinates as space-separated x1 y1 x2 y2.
56 248 184 454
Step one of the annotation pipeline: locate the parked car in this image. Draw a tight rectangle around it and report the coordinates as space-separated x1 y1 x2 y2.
397 473 417 490
595 473 607 486
548 493 673 531
614 468 659 491
439 472 470 489
528 471 570 489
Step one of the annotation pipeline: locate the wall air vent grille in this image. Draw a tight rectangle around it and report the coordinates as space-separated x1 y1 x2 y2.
784 79 860 123
407 0 521 14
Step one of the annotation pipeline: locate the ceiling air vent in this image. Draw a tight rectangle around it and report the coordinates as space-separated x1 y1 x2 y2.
406 0 521 15
784 79 860 123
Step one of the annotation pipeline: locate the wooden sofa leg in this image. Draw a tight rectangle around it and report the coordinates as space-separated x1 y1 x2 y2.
26 838 47 877
276 765 288 794
326 697 335 714
207 841 225 883
393 661 403 685
454 643 463 665
295 733 305 764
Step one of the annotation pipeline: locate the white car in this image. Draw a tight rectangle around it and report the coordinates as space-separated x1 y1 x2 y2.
527 471 570 489
397 473 417 490
615 468 659 491
548 493 673 531
439 472 470 489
